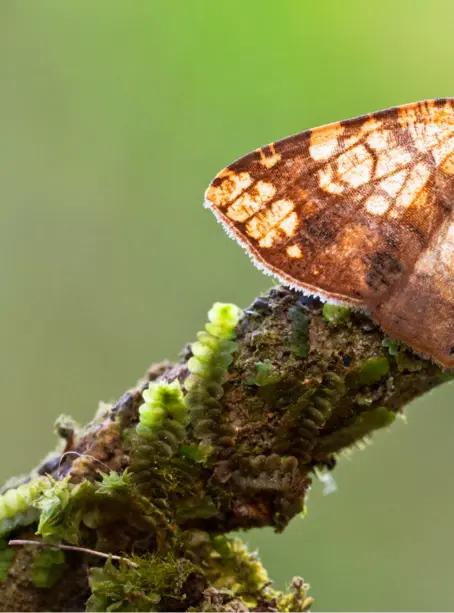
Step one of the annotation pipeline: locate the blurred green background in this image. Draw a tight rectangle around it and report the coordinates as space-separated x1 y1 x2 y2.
0 1 453 610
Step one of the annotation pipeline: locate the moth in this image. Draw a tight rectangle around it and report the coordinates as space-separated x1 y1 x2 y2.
204 99 454 367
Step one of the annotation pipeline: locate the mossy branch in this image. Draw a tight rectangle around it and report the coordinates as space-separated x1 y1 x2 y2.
0 287 450 612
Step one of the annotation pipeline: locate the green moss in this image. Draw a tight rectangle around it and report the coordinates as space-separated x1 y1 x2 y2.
31 548 66 589
184 303 242 451
129 380 189 493
0 476 51 538
180 444 211 465
275 577 313 612
136 379 188 451
394 351 424 372
209 536 269 595
0 540 15 583
246 360 280 386
346 357 390 388
382 337 425 372
382 337 401 356
35 478 95 544
274 372 345 463
322 303 351 326
314 406 396 455
86 552 198 612
96 470 133 497
288 304 309 358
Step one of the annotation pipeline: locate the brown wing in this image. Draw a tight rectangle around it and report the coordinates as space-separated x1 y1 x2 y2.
205 98 454 367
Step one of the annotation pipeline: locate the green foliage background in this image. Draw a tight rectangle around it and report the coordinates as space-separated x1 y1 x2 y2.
0 2 453 610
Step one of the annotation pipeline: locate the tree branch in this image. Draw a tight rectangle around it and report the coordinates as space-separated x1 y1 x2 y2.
0 287 449 612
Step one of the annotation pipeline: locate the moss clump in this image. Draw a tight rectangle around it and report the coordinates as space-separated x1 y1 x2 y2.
137 380 188 456
314 406 396 456
31 547 66 589
184 303 242 452
346 357 390 388
0 476 51 538
382 338 424 372
275 577 313 612
197 537 313 611
35 477 94 544
245 360 280 387
274 372 346 463
96 469 133 497
288 303 309 358
322 303 351 326
382 337 401 356
208 536 268 595
0 540 15 583
129 380 189 493
86 553 199 612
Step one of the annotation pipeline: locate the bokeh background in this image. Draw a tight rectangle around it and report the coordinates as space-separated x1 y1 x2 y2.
0 2 453 610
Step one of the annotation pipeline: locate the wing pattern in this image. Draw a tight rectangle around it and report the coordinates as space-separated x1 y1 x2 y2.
205 99 454 366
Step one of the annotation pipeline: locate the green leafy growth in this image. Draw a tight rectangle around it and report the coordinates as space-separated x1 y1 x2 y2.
382 338 425 372
246 360 280 386
346 357 390 388
275 371 345 464
275 577 313 612
209 536 269 595
382 337 401 356
288 304 309 358
180 444 212 465
0 476 51 537
322 303 351 326
315 406 396 455
0 540 15 583
394 351 425 373
35 477 94 544
31 547 66 589
86 553 198 612
135 379 188 458
96 469 133 497
184 303 242 450
129 380 189 497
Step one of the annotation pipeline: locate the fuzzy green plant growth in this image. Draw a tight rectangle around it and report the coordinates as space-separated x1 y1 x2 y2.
322 303 351 326
86 552 199 612
30 548 66 589
314 406 396 456
184 302 242 453
274 371 346 463
35 477 95 544
129 379 189 492
0 540 15 583
0 476 51 538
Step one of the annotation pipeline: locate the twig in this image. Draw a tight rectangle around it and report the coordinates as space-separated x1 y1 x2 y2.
8 539 139 568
